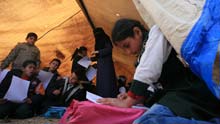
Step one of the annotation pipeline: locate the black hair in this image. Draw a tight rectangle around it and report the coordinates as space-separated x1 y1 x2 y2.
50 58 61 67
71 46 87 60
111 19 146 44
26 32 38 40
22 60 37 68
78 46 87 52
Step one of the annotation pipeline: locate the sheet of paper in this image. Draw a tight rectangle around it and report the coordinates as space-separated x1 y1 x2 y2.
37 70 54 89
0 69 9 84
86 91 103 104
77 56 91 68
4 76 30 103
86 67 97 81
86 92 148 110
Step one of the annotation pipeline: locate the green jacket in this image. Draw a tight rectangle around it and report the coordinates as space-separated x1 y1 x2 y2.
0 42 40 69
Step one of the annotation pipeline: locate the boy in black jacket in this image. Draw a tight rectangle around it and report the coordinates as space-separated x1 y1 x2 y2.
41 72 86 112
0 60 44 119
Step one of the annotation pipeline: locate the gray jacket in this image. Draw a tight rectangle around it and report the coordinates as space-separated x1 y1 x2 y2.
0 42 40 69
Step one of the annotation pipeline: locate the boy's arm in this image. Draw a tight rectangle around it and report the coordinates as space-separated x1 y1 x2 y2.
97 42 113 58
0 71 13 98
0 44 20 69
46 79 65 99
36 49 41 68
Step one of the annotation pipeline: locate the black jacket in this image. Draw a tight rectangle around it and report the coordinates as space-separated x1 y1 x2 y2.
0 69 42 101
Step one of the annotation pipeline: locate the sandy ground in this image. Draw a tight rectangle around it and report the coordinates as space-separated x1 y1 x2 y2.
0 117 59 124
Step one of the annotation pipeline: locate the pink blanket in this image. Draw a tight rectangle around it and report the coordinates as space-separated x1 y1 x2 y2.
59 100 146 124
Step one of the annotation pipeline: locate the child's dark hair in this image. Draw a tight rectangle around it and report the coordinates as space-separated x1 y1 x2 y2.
50 58 61 67
111 19 146 44
22 60 37 68
26 32 38 40
71 46 87 60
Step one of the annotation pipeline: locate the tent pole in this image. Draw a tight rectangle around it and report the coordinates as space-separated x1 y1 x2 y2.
77 0 96 30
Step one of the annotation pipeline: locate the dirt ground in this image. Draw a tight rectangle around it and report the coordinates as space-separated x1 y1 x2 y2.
0 117 59 124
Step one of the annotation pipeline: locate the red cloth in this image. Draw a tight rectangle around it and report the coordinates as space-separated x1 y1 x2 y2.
59 100 146 124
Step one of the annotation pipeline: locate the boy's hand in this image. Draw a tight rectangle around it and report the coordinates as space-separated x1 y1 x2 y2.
91 51 99 56
97 95 137 108
53 89 61 95
117 93 128 100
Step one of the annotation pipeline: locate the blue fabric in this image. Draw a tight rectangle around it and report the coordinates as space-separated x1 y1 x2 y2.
42 106 66 119
133 104 220 124
181 0 220 99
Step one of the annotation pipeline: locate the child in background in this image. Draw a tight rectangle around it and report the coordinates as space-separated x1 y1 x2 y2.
60 72 86 106
0 32 40 70
0 60 44 119
42 58 62 94
40 58 62 113
42 58 61 76
71 46 89 81
41 71 86 112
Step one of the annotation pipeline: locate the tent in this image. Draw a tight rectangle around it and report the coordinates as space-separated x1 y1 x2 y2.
0 0 219 95
76 0 220 98
0 0 135 81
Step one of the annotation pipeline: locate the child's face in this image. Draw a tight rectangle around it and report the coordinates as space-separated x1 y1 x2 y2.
115 27 143 55
23 64 36 77
81 50 87 57
69 72 78 84
26 36 37 45
49 61 60 72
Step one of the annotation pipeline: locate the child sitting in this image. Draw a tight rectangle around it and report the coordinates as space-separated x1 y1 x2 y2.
38 58 62 114
42 58 62 94
42 58 61 76
61 72 86 106
0 60 44 119
41 72 86 113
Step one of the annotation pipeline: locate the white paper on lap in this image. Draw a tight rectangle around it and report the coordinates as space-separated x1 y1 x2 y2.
4 76 30 103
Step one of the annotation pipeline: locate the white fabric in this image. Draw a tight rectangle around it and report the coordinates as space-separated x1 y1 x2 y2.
134 25 172 85
132 0 205 54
